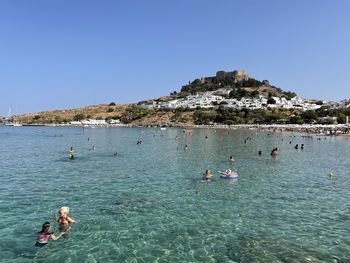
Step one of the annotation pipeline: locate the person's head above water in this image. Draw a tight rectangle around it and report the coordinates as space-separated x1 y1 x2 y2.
41 222 51 233
60 206 70 215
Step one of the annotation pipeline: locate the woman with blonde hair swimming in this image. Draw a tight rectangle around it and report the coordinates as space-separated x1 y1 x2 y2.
55 206 76 233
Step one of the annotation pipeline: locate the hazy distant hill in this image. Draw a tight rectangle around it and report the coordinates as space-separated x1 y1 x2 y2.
15 104 128 125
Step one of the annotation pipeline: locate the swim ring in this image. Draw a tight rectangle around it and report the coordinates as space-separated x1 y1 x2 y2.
219 171 238 179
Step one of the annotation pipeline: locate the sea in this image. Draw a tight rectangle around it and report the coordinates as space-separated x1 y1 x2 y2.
0 126 349 262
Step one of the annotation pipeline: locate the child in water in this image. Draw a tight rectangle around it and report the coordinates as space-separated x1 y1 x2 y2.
35 222 65 247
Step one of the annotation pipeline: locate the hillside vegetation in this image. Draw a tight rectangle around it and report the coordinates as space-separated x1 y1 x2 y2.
173 70 297 100
15 104 128 124
12 70 349 126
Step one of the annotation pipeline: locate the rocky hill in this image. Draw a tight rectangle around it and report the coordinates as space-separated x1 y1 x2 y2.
15 104 128 125
12 70 297 126
177 70 296 100
15 69 344 126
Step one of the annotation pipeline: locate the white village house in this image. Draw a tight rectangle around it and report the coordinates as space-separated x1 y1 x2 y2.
139 90 322 112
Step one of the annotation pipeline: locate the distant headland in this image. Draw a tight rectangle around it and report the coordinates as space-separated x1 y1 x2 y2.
1 70 350 127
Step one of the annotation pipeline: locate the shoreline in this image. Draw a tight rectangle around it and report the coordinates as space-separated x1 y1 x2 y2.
126 123 350 136
2 123 350 136
196 124 350 136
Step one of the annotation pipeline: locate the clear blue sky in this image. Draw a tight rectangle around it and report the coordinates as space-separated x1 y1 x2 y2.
1 0 349 115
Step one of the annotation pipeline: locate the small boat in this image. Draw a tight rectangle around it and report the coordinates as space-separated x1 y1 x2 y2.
219 171 238 179
160 127 167 130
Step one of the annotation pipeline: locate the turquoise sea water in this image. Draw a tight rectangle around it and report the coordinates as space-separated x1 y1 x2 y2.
0 126 349 262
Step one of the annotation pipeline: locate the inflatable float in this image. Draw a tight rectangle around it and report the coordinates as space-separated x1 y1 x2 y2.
219 171 238 179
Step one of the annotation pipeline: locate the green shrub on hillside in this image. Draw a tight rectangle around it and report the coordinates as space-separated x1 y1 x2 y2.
121 106 149 123
194 110 217 125
73 113 86 121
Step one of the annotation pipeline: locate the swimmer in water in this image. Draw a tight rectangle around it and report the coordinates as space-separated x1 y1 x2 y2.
35 222 65 247
203 169 212 181
258 150 262 156
327 171 334 179
271 148 278 157
55 206 76 234
229 156 235 162
184 144 188 151
68 147 74 159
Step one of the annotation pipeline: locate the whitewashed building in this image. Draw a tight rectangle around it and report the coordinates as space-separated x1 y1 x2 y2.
81 119 107 126
138 92 322 111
